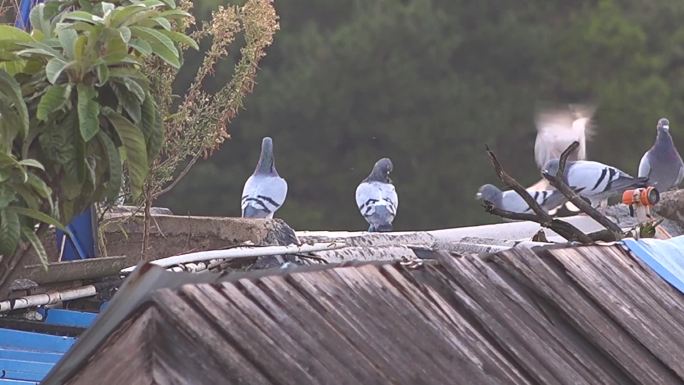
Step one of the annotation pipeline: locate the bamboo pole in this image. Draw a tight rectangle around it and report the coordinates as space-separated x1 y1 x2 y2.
120 242 348 273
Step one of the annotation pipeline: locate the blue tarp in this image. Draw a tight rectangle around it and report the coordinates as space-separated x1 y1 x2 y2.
0 310 97 384
623 235 684 294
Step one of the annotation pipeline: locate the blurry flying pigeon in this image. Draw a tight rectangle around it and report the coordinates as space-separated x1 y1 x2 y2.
542 159 648 206
638 118 684 191
476 184 567 214
356 158 398 232
534 104 595 170
241 137 288 218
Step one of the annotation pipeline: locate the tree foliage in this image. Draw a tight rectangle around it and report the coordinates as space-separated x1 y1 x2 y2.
161 0 684 230
0 0 193 266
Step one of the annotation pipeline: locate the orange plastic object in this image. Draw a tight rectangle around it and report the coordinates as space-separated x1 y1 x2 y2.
622 187 660 207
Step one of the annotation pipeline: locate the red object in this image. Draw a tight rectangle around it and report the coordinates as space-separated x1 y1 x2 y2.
622 187 660 207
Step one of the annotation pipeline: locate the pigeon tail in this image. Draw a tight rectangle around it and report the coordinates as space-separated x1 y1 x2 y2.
369 223 393 232
364 205 394 232
242 204 272 219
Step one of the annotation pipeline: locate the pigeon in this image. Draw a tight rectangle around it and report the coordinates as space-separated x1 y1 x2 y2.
534 104 595 170
355 158 398 232
542 159 648 206
241 137 287 218
476 184 567 214
638 118 684 191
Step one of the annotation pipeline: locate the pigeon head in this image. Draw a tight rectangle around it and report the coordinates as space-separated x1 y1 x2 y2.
475 184 502 203
367 157 393 183
255 137 278 175
542 159 561 177
657 118 670 132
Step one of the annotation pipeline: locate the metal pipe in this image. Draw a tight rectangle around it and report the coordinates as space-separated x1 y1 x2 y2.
120 242 347 274
0 286 97 313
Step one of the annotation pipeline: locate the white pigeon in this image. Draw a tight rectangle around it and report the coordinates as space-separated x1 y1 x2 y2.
476 184 567 214
534 104 595 171
241 137 288 218
638 117 684 191
542 159 648 206
355 158 398 232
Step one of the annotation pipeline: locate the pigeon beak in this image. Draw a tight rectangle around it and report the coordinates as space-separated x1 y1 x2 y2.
475 192 482 200
664 125 670 131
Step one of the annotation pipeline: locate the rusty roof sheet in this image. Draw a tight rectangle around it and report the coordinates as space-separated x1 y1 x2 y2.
44 244 684 385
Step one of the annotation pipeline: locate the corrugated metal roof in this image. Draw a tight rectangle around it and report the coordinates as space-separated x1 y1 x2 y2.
45 243 684 385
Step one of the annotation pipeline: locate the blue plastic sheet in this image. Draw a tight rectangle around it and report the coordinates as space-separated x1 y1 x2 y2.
622 235 684 294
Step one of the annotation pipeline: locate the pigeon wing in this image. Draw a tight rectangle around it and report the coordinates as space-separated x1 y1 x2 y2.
638 151 651 179
241 175 288 215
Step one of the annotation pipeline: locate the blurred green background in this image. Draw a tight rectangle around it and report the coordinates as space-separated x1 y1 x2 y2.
160 0 684 231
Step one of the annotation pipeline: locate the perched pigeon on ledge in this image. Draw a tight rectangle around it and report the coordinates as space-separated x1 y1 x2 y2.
356 158 398 232
638 118 684 192
241 137 288 218
476 184 567 214
543 159 648 206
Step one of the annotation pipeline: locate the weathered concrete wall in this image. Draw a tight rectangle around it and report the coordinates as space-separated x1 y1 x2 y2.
101 214 298 261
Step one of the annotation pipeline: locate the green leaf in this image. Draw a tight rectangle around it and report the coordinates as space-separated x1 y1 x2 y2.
141 92 163 162
103 108 148 198
0 209 20 256
37 84 69 120
102 29 129 64
11 206 66 230
27 172 52 201
119 26 132 43
77 84 101 141
151 17 172 31
13 184 40 210
62 11 101 23
109 4 147 28
158 9 191 20
0 26 34 43
21 226 48 269
30 4 51 37
0 71 29 138
129 38 152 55
0 185 16 209
18 159 45 170
130 26 180 68
96 63 109 86
73 35 87 61
159 30 198 50
58 28 78 59
158 0 176 8
45 57 68 84
122 77 146 102
112 82 141 122
139 0 165 8
97 131 122 202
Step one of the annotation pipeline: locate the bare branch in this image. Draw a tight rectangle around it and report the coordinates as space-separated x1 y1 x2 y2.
481 147 596 243
557 141 579 178
482 202 594 243
486 145 551 220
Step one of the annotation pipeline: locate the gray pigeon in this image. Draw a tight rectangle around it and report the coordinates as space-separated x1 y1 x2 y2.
638 118 684 191
476 184 567 214
542 159 648 206
355 158 398 232
241 137 288 218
